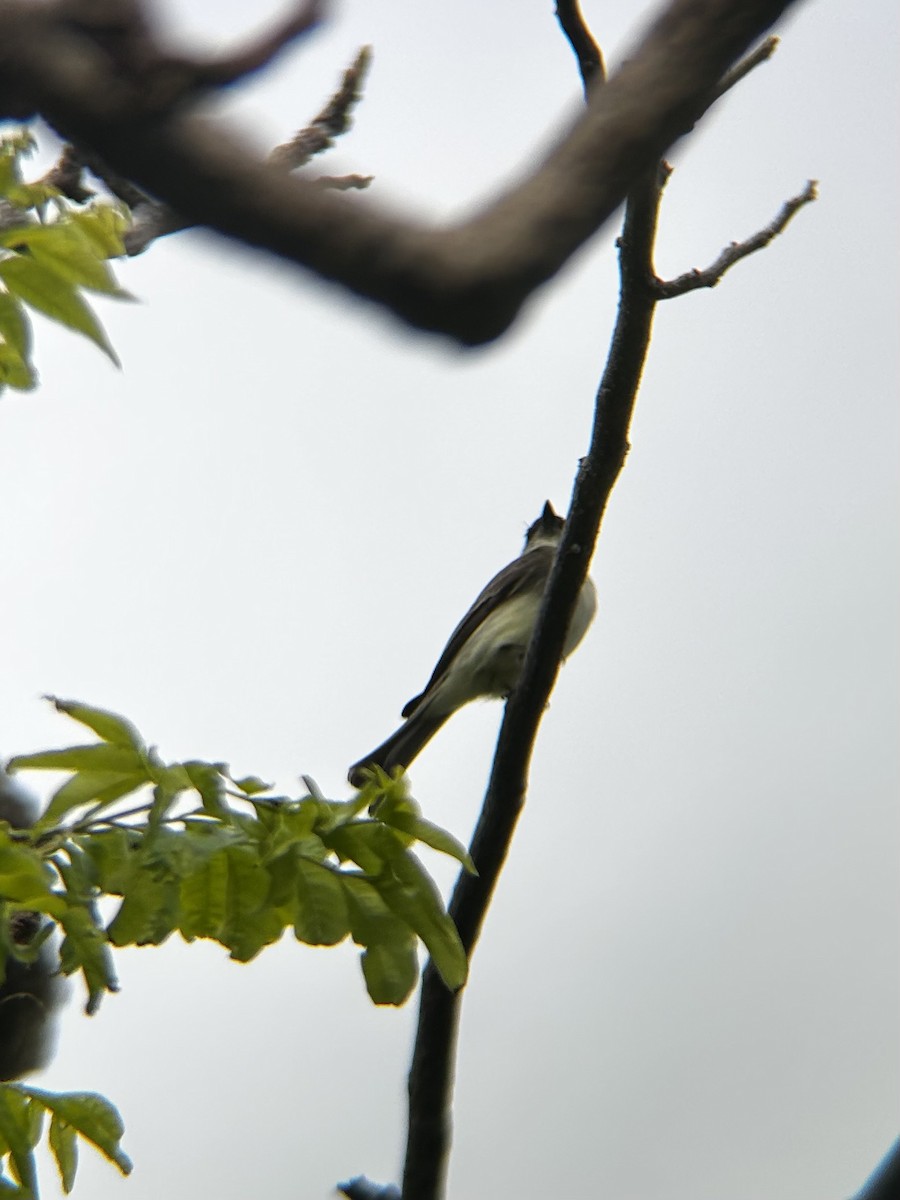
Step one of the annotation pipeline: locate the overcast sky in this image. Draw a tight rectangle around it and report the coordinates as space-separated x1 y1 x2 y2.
2 1 897 1198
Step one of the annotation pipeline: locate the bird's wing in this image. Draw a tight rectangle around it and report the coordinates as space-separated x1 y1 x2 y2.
400 544 555 718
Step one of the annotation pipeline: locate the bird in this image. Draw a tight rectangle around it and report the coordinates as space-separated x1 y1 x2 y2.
348 501 596 787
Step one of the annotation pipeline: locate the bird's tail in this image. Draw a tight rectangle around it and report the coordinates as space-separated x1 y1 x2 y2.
348 705 449 789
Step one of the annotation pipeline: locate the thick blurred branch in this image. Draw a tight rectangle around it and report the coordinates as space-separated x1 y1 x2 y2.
0 0 804 344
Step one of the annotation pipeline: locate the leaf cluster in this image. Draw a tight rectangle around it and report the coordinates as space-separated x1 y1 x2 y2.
3 699 471 1012
0 131 129 395
0 1085 130 1198
1 699 472 1194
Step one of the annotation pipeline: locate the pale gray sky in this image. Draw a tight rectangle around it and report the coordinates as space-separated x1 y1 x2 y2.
1 1 897 1198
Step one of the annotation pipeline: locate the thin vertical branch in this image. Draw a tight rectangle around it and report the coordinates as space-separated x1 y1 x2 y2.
399 18 810 1200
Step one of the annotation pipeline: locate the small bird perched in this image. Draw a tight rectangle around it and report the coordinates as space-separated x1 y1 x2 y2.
348 501 596 787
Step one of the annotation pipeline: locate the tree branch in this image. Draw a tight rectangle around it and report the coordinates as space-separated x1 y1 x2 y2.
555 0 605 90
652 178 818 297
0 0 805 344
268 45 371 171
400 17 815 1200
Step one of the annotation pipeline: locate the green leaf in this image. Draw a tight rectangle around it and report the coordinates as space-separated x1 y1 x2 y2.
0 829 65 916
0 254 119 365
75 829 136 894
0 290 29 357
253 801 324 863
0 224 124 296
342 874 404 944
0 341 37 392
44 699 144 751
310 794 370 834
181 761 227 818
0 1088 37 1199
7 745 143 775
68 205 128 260
331 825 466 991
178 849 228 941
376 853 467 993
37 771 147 827
292 858 349 946
220 846 280 962
48 1115 77 1193
342 875 419 1005
360 937 419 1006
19 1089 131 1178
324 821 393 875
377 810 476 874
58 905 118 1014
4 182 58 209
105 867 178 948
230 775 272 797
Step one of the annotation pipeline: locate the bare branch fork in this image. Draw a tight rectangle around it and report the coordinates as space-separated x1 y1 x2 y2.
1 0 805 344
400 3 815 1197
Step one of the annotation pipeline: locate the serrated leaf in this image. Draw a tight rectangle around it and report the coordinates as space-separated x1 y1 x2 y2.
178 849 228 941
7 745 143 775
0 1088 37 1199
220 846 280 962
45 699 144 751
292 858 349 946
0 254 119 365
20 1089 131 1178
106 867 178 948
48 1114 77 1193
377 810 476 874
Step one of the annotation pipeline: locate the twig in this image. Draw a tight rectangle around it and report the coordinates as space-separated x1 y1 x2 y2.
38 143 93 201
711 33 779 102
555 0 605 91
268 45 371 170
652 179 818 297
313 173 373 191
